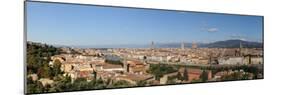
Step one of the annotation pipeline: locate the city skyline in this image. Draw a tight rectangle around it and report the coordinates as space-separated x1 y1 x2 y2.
25 2 264 94
27 2 263 47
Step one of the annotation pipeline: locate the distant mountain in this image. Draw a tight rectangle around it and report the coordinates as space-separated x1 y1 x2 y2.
157 43 185 48
154 39 263 48
204 39 263 48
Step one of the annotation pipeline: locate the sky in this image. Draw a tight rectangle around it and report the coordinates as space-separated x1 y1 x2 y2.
26 2 263 47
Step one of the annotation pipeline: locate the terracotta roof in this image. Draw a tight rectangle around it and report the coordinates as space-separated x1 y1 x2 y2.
102 63 123 69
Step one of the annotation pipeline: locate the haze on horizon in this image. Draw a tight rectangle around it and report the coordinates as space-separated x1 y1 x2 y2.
26 2 263 47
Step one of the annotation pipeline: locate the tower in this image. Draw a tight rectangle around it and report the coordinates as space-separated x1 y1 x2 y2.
192 42 197 49
181 42 185 50
151 41 154 49
123 60 130 73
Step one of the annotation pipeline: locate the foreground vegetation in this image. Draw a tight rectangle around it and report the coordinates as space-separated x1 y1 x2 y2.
26 42 134 94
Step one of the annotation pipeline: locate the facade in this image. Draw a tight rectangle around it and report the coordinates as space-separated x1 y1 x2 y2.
218 57 244 65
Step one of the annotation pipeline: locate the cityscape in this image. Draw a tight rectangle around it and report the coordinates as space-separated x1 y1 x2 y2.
26 2 263 94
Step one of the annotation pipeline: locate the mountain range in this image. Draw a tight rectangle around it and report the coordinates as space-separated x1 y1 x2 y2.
156 39 263 48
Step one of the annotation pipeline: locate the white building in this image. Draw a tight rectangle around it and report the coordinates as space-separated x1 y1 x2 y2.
218 57 244 65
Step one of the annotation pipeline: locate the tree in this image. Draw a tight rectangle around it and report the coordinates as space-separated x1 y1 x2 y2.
148 64 178 80
92 71 97 80
177 72 183 81
94 77 106 89
200 70 209 82
27 76 34 84
183 67 189 81
112 80 131 88
167 76 177 84
52 59 62 76
27 42 62 78
136 80 147 86
27 81 44 94
143 56 147 60
71 78 89 90
37 64 51 78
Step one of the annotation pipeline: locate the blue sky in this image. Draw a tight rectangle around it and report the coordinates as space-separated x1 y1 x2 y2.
27 2 263 47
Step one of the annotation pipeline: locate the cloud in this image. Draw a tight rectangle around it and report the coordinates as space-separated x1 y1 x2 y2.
206 28 219 32
200 21 219 33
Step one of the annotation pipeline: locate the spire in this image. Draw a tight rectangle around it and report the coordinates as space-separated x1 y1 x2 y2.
181 42 185 50
151 41 154 49
192 42 197 49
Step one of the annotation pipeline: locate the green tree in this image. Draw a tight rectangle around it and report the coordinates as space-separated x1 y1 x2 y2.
72 78 88 90
112 80 131 88
183 67 189 81
136 80 147 86
177 72 183 81
27 81 44 94
37 64 51 78
52 59 62 76
200 70 209 82
148 64 178 80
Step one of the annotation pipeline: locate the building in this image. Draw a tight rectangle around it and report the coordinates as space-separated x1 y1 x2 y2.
27 74 38 81
181 42 185 50
38 78 54 87
218 57 244 65
124 60 147 74
188 68 211 82
192 42 197 49
151 41 154 49
100 63 124 72
96 71 117 81
115 73 154 85
244 56 263 64
178 68 212 82
160 72 178 84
